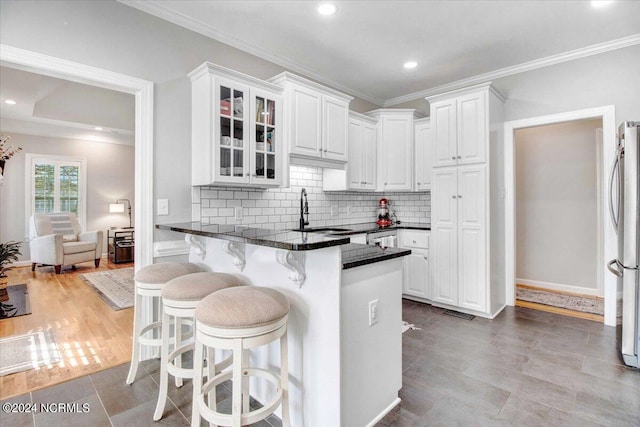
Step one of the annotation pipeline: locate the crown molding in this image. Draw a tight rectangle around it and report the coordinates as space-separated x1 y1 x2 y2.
118 0 385 106
385 34 640 106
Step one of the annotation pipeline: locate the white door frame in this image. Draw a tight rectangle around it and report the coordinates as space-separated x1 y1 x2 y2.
504 105 617 326
0 44 154 270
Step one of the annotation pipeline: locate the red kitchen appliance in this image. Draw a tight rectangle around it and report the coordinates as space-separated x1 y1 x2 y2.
376 198 392 227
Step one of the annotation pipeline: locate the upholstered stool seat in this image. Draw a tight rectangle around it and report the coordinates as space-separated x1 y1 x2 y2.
192 286 291 427
126 262 204 385
154 272 245 421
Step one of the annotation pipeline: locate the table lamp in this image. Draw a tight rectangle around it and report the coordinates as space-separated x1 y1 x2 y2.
109 199 132 228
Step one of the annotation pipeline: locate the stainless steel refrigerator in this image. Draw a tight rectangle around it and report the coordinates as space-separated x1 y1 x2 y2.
608 121 639 368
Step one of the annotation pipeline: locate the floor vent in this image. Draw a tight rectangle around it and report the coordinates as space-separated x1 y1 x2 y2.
443 309 475 320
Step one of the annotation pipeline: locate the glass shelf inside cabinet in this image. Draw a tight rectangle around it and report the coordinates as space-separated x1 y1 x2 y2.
219 86 245 177
254 96 277 180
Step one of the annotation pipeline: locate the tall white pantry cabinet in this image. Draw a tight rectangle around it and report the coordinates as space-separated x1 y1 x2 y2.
428 82 506 318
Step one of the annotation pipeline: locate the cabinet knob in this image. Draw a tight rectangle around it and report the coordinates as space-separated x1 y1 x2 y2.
451 156 456 160
458 195 462 198
412 240 417 244
457 156 462 159
452 195 456 199
417 182 421 185
384 182 388 185
424 256 428 260
361 181 366 184
323 148 328 153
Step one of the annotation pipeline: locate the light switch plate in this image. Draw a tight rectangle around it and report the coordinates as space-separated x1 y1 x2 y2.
157 199 169 216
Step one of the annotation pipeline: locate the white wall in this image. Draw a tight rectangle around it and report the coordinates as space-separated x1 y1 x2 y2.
515 119 601 292
195 165 430 228
0 133 135 259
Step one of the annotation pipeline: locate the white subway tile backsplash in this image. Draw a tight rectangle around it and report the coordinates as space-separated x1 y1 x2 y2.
197 165 430 227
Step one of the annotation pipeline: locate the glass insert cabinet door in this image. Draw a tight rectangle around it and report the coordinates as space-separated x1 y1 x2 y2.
252 89 281 185
217 80 249 182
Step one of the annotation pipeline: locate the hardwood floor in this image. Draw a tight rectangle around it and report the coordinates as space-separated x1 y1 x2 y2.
0 261 134 400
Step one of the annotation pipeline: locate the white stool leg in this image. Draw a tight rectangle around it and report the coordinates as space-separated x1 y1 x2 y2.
242 349 250 414
280 328 291 427
126 288 143 384
231 340 243 427
206 347 217 427
175 316 183 387
191 335 204 427
153 308 171 421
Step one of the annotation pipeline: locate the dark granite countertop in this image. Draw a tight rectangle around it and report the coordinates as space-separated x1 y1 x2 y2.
341 244 411 269
156 222 350 251
325 222 430 236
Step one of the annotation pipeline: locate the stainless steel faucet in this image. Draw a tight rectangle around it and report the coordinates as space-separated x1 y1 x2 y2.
300 188 309 230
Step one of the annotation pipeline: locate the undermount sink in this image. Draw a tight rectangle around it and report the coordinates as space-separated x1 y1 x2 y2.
290 227 352 233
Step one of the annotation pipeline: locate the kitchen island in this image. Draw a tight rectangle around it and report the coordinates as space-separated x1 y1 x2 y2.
156 222 411 427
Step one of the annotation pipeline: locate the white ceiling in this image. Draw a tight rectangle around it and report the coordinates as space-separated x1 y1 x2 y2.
122 0 640 106
0 66 135 145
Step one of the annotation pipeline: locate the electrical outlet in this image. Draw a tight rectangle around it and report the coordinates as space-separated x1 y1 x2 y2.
157 199 169 216
331 205 338 217
234 207 243 220
368 299 379 326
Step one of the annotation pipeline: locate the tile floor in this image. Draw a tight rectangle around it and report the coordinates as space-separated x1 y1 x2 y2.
1 301 639 426
380 300 640 426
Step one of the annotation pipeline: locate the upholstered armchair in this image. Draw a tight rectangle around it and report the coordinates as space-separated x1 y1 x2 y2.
29 212 103 274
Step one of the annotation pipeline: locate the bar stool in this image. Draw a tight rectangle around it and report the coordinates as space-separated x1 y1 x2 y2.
154 272 245 421
126 262 205 385
192 286 291 427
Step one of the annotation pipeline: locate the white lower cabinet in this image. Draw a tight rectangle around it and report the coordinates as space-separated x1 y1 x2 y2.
431 165 487 313
398 230 430 300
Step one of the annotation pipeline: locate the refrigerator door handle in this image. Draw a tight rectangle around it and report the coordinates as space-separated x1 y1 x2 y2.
607 259 623 278
608 154 620 230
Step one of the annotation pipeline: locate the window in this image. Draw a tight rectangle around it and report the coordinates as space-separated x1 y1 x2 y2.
26 154 87 229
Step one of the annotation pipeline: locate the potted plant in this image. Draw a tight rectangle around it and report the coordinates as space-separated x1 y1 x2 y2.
0 241 22 279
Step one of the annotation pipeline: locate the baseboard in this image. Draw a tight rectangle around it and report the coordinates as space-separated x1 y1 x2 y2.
366 397 401 427
11 253 109 268
11 260 32 268
516 278 600 297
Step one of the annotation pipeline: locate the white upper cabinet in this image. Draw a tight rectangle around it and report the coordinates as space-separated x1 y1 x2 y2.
323 112 376 192
414 118 433 191
429 84 498 168
189 62 284 187
269 72 352 167
289 85 322 157
347 112 377 190
367 109 417 192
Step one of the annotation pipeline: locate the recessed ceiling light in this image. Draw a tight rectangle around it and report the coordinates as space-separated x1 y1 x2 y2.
591 1 614 8
317 3 337 16
4 99 17 105
403 61 418 69
94 127 103 131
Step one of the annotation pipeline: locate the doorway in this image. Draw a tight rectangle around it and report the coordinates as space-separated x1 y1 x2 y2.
0 45 154 397
0 44 154 268
514 118 604 321
504 106 617 326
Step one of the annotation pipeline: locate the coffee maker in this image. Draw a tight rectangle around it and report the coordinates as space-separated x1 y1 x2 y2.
376 198 392 227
